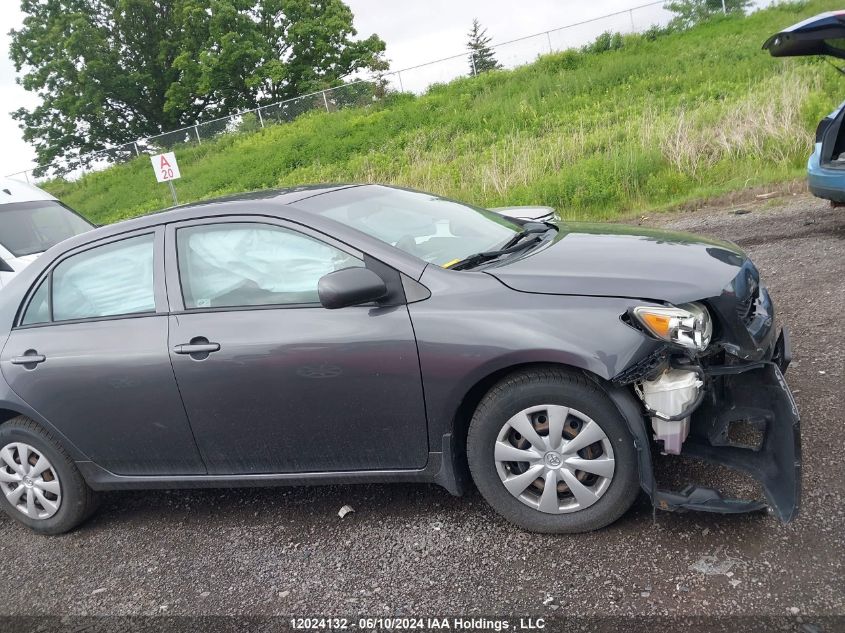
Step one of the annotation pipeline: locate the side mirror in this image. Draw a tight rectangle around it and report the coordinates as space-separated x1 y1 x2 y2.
0 257 12 273
318 267 387 310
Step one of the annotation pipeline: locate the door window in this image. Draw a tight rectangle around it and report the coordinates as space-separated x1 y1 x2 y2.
49 234 155 322
176 223 363 309
19 234 156 326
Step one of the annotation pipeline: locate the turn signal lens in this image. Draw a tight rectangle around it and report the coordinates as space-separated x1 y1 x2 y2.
632 303 712 351
637 311 674 339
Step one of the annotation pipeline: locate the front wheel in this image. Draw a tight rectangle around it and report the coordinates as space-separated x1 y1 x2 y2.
467 368 640 533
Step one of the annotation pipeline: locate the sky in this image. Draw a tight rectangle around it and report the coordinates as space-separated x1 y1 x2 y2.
0 0 746 179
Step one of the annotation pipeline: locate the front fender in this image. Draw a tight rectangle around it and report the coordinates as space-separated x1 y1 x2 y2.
410 268 662 445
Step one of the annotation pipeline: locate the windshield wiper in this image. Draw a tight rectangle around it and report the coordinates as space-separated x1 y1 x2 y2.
498 222 550 250
448 228 548 271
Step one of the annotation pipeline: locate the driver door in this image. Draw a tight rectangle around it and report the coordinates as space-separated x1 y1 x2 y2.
164 217 429 474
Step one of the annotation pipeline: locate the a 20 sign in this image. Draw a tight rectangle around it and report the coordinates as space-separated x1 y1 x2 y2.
151 152 181 183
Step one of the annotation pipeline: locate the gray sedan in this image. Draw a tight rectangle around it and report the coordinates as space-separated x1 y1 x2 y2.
0 185 799 534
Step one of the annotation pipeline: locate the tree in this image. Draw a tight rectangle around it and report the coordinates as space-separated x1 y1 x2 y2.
467 19 501 75
9 0 387 172
665 0 752 30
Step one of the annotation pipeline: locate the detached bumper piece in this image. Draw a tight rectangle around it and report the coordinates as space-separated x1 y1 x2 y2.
653 357 801 523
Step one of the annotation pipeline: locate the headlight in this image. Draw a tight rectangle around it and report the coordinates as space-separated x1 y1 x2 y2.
632 302 712 351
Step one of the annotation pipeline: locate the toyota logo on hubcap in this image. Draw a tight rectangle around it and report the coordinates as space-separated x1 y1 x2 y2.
544 452 562 468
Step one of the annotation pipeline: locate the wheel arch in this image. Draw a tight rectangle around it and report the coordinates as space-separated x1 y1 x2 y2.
0 403 90 463
0 408 21 425
448 361 653 497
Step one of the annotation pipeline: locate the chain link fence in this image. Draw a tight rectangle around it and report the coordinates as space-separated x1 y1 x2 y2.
5 78 389 182
6 0 729 183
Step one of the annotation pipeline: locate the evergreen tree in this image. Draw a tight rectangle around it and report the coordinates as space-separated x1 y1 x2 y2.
467 19 501 75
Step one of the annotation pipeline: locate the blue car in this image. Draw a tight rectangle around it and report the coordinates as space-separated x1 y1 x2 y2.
765 11 845 203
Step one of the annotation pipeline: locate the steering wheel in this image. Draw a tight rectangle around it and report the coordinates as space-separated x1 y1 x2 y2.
394 234 422 256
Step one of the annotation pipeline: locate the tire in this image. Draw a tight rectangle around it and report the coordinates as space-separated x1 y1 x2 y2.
467 367 639 533
0 416 98 535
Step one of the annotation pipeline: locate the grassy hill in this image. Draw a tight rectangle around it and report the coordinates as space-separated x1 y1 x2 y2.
45 0 843 225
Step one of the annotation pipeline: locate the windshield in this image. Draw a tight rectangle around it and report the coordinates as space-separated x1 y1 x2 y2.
297 185 522 267
0 200 93 257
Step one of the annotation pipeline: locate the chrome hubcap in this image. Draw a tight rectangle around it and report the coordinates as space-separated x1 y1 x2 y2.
0 442 62 519
494 405 615 514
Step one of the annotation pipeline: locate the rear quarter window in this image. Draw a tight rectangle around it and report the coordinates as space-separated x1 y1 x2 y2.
21 278 50 325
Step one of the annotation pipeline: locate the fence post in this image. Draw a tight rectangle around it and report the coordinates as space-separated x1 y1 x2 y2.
257 107 265 128
629 9 635 31
194 125 201 144
721 0 727 13
133 142 140 157
322 91 330 112
471 52 477 76
24 170 30 184
546 31 553 54
397 71 404 93
168 181 178 206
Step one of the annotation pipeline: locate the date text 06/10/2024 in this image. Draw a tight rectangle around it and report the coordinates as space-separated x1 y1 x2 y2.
289 617 546 630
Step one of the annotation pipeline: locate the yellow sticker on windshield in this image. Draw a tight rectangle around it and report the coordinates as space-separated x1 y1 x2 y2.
442 258 461 269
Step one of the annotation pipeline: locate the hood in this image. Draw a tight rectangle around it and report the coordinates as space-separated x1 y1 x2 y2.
0 178 56 205
6 253 40 271
0 250 39 278
763 11 845 59
486 222 747 304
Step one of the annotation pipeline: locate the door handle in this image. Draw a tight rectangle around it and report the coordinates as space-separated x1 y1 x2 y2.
11 352 46 366
173 343 220 355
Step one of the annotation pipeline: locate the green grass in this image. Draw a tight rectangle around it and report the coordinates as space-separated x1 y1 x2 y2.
44 0 844 225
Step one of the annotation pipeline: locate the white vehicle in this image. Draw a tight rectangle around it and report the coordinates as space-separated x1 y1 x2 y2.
0 178 93 289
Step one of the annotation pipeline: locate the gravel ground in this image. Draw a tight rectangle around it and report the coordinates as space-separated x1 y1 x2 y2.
0 193 843 624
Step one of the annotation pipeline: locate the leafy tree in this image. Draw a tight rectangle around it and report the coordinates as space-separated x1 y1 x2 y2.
10 0 387 172
665 0 752 30
467 18 501 75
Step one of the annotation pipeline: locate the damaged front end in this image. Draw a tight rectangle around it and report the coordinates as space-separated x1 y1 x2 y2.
616 260 801 523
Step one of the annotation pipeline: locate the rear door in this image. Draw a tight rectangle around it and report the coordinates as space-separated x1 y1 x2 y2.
164 217 429 475
0 229 205 476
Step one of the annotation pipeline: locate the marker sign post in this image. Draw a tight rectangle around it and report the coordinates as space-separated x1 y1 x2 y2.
150 152 181 205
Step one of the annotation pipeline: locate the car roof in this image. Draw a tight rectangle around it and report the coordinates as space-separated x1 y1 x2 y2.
0 178 57 206
167 184 360 210
48 184 364 252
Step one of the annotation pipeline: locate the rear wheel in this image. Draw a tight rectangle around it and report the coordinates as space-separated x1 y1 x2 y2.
467 368 639 533
0 417 98 534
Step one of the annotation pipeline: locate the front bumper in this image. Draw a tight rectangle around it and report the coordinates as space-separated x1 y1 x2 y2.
652 329 801 523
